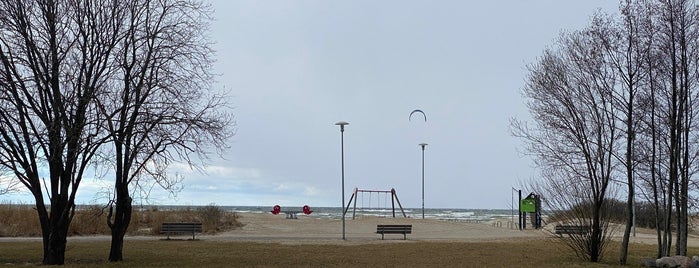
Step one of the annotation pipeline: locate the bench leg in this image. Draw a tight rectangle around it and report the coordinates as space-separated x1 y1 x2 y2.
403 233 406 240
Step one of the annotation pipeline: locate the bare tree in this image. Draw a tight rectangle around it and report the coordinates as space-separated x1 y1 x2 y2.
635 40 668 258
97 0 233 262
607 0 699 258
647 0 699 255
591 1 655 264
0 0 120 264
517 1 699 261
512 25 622 262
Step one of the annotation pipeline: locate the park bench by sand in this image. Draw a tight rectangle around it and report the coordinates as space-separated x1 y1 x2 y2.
554 224 589 237
160 222 202 240
376 224 412 240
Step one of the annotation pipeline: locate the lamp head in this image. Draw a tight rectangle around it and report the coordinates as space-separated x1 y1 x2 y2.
335 121 349 131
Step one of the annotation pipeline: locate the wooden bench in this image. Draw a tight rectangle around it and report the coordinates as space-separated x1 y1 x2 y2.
554 225 589 237
376 224 412 240
160 222 202 240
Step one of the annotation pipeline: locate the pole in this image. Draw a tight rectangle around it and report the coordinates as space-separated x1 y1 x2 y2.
336 121 349 240
419 143 427 219
518 189 522 230
340 126 345 240
511 187 515 229
632 192 636 237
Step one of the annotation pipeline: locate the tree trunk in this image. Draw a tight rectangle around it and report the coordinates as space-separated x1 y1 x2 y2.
41 196 72 265
665 165 675 257
654 193 662 258
620 179 633 264
674 175 682 255
109 183 133 262
590 200 602 262
620 74 635 265
665 0 682 257
44 231 68 265
677 22 690 255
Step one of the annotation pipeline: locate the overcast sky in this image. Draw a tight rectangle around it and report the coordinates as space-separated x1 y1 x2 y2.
5 1 620 209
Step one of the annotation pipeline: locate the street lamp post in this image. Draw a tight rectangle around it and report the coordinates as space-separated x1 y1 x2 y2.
335 121 349 240
419 143 428 219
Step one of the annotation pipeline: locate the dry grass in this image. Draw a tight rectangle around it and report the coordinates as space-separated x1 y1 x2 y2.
0 203 42 237
0 238 674 267
0 203 243 237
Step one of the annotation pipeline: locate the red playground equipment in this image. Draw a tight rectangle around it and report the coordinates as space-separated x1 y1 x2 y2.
270 205 313 219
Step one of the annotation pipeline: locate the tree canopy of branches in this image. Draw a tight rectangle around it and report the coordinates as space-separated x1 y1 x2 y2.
0 0 232 265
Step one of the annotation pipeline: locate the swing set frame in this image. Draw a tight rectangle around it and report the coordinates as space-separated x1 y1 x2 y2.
344 187 407 219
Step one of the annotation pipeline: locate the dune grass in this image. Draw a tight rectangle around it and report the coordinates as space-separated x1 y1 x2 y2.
0 203 243 237
0 238 670 267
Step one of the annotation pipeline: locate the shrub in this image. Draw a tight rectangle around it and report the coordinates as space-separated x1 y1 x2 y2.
197 203 243 233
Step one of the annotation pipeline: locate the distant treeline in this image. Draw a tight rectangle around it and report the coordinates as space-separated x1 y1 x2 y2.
547 199 680 231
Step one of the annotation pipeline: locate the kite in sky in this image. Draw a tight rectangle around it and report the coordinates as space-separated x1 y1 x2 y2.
409 109 427 122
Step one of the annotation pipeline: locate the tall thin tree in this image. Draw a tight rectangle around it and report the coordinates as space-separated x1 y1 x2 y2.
591 2 651 264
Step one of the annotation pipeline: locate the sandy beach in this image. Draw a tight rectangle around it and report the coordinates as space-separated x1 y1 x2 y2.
0 212 539 244
201 213 699 248
3 212 697 248
205 213 540 245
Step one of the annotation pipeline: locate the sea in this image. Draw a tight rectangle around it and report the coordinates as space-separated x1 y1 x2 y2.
145 205 515 223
